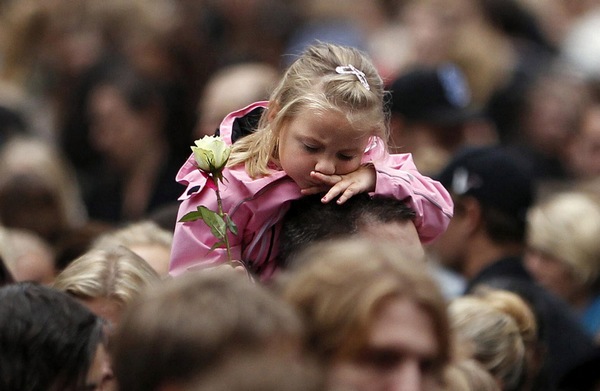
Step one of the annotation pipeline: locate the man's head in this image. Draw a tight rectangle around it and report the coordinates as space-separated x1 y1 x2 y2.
389 64 474 128
0 282 110 391
111 270 308 391
430 146 536 275
280 238 451 391
279 193 422 268
387 64 481 174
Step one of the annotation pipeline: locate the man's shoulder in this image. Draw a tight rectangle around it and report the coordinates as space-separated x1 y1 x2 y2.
467 256 531 292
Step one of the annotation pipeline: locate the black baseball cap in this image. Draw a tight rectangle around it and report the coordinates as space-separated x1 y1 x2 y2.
437 146 535 221
389 63 480 126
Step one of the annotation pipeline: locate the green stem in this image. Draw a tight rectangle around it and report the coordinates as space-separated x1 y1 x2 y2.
214 177 233 265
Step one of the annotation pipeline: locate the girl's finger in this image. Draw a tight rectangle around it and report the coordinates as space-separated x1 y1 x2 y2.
310 171 342 184
320 184 344 203
300 185 327 195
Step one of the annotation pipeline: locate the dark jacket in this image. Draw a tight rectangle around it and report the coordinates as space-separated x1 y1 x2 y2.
466 256 596 391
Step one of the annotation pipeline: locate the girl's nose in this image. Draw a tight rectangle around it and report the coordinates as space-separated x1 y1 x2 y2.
314 158 335 175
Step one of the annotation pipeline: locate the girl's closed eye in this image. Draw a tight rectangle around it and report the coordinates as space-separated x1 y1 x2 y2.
337 153 355 161
303 143 320 153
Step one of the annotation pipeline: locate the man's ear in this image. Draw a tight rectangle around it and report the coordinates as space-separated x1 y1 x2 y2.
461 196 483 234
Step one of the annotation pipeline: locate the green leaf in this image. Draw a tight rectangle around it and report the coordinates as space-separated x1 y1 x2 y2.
179 210 203 222
225 215 238 235
209 240 225 252
198 206 227 239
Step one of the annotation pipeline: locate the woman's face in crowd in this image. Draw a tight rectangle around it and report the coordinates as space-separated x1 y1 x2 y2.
524 247 581 304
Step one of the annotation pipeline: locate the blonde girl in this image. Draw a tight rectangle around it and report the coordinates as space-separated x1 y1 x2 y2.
170 43 453 279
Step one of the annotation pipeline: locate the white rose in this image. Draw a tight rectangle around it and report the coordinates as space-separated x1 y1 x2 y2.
191 135 231 173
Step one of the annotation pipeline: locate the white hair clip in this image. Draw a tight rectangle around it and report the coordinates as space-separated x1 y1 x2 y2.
335 64 370 90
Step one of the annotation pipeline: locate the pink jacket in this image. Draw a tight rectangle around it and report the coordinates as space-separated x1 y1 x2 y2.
169 102 453 279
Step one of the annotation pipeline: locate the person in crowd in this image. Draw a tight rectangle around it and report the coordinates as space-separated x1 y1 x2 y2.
525 189 600 340
92 220 173 277
75 59 186 223
431 145 596 389
111 268 316 391
388 63 496 175
279 191 466 299
506 68 588 182
474 287 545 391
448 294 527 391
170 42 453 280
0 136 87 245
0 282 114 391
444 359 501 391
565 82 600 180
279 237 452 391
278 192 422 268
442 0 555 146
0 226 56 285
194 62 279 139
53 245 160 328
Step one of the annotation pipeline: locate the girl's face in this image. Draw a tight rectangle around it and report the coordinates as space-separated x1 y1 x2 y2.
277 107 371 190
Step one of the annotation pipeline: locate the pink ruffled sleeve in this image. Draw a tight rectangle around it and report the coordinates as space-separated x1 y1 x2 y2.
364 140 453 243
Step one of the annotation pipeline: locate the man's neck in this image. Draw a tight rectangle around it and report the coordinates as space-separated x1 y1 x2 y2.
463 234 524 280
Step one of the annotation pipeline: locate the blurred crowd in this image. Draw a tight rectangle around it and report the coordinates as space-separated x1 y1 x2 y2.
1 0 600 252
1 0 600 390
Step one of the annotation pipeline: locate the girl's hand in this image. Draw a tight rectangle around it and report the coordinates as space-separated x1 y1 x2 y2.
301 164 376 204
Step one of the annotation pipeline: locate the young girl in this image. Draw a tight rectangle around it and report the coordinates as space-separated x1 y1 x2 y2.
169 43 453 279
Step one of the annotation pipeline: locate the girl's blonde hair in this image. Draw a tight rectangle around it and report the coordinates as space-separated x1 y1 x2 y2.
228 43 389 177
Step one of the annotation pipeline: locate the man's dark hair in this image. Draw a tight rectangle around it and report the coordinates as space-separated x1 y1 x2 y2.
453 195 528 245
278 193 415 268
0 282 105 391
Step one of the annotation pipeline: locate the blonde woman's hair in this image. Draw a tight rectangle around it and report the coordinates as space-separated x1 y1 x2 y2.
527 190 600 286
228 43 389 177
92 220 173 251
449 296 525 391
473 288 538 348
280 238 450 371
472 287 542 391
92 221 173 277
444 359 501 391
53 245 160 308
